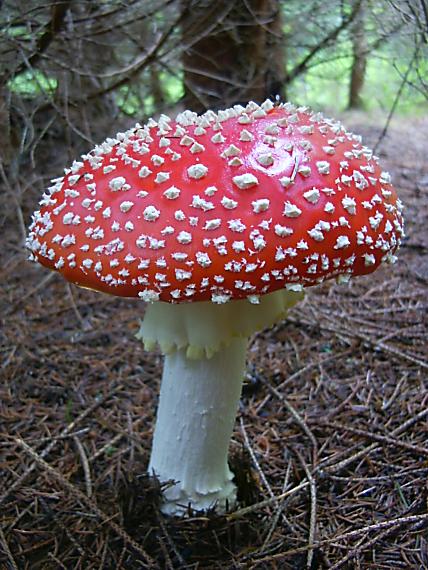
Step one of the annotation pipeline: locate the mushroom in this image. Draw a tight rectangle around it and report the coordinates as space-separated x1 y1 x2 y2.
27 100 404 515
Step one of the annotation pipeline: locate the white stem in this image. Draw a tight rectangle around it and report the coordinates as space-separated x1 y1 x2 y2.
148 337 247 515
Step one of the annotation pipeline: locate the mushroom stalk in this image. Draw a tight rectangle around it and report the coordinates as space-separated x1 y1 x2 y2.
148 337 248 515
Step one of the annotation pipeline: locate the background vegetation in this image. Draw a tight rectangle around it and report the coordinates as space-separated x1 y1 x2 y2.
1 0 427 165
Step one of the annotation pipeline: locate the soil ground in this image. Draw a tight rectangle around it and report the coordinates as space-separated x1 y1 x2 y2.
1 112 427 569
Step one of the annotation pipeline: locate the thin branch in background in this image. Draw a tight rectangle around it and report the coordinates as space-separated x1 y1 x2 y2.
374 42 421 152
420 0 428 36
286 0 363 82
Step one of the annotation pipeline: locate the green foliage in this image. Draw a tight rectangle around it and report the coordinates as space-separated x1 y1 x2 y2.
5 24 31 39
161 71 184 103
8 70 57 96
116 70 184 117
116 85 143 116
289 50 428 115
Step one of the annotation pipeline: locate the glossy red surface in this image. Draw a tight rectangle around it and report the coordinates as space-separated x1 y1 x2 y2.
27 103 404 303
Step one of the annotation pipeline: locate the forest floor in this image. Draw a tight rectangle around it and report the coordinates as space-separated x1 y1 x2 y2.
1 112 427 569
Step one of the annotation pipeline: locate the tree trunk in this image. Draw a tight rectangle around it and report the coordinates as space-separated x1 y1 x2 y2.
348 0 367 109
181 0 285 113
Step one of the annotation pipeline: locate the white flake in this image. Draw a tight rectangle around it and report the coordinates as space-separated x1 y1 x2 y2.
143 205 160 221
239 129 253 141
196 252 212 267
192 195 214 211
205 186 218 196
265 124 279 135
164 186 181 199
252 198 270 213
188 164 208 179
223 144 241 157
303 188 320 204
174 210 185 221
161 226 175 235
274 224 293 237
190 142 205 154
138 290 160 302
369 212 384 230
283 202 302 218
177 231 192 244
263 135 277 146
204 219 221 230
120 201 134 213
308 228 324 241
238 114 251 124
138 166 152 178
62 212 75 225
221 196 238 209
257 153 274 167
252 235 266 250
322 146 335 155
384 220 393 233
155 172 170 184
252 108 267 119
321 187 335 195
228 219 246 232
211 294 231 304
211 133 225 144
279 176 293 188
298 164 311 177
175 269 192 281
151 154 165 166
180 135 194 146
364 253 376 266
261 99 274 112
353 170 369 190
380 171 392 184
342 195 356 215
232 173 259 189
68 174 80 186
109 177 127 191
232 241 245 252
286 283 303 292
316 161 330 175
334 235 350 249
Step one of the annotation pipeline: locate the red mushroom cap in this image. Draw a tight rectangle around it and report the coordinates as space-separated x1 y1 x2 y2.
27 100 404 304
